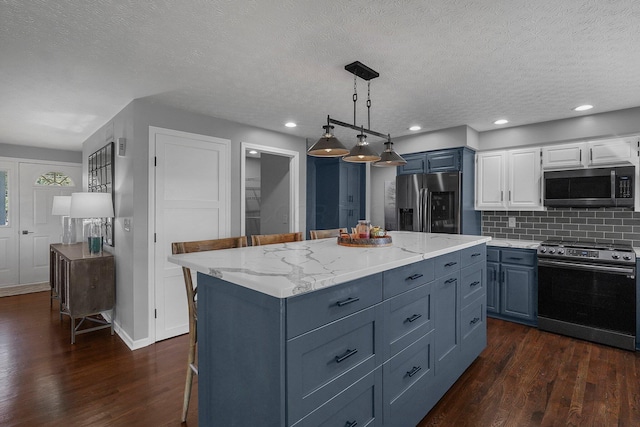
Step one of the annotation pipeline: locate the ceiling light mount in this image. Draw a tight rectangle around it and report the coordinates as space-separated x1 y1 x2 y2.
307 61 406 166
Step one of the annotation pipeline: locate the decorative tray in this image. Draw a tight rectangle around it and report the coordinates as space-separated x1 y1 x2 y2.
337 235 393 247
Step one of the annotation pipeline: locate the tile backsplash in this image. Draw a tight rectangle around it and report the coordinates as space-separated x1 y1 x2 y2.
481 208 640 247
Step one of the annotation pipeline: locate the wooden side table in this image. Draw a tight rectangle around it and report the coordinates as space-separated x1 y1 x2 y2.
49 243 115 343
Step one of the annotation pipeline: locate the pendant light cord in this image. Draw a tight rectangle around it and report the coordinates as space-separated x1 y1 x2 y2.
367 81 371 129
352 75 358 126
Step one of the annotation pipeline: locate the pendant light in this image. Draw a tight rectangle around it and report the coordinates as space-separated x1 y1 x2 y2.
307 61 406 166
373 136 407 167
343 128 381 163
307 117 349 157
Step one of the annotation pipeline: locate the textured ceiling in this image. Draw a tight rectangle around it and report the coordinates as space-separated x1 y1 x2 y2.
2 0 640 151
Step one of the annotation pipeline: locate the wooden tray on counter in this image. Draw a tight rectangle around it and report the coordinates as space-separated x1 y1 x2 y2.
337 235 392 247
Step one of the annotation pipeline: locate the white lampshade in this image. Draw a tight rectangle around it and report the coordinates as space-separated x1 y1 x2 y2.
70 192 114 218
51 196 72 216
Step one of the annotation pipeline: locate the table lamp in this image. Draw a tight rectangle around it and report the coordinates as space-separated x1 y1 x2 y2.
70 192 114 255
51 196 76 244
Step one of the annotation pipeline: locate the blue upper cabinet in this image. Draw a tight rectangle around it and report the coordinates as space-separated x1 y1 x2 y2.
426 149 462 172
397 149 462 175
397 153 428 175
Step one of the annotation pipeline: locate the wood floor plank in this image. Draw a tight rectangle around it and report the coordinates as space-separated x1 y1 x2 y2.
3 292 640 426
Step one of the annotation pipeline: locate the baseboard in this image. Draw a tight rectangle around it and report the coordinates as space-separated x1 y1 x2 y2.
111 317 154 350
0 283 49 298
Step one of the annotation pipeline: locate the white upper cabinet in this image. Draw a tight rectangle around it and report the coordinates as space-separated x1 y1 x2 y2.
476 148 542 211
508 148 542 209
476 151 506 209
542 138 637 169
541 143 583 169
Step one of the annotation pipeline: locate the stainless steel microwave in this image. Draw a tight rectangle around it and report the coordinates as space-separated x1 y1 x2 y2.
543 165 635 208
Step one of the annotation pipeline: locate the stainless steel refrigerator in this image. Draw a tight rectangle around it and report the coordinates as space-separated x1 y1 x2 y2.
396 172 461 234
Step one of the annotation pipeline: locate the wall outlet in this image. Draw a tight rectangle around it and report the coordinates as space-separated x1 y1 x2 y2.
508 217 516 228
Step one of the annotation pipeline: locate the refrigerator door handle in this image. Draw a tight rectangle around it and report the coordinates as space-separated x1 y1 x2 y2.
420 188 429 232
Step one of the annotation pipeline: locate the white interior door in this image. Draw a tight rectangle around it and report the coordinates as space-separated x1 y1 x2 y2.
19 163 81 285
153 127 230 341
0 161 18 287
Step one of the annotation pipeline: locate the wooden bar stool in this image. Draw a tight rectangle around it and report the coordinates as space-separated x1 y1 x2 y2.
309 228 347 239
171 235 248 422
250 232 303 246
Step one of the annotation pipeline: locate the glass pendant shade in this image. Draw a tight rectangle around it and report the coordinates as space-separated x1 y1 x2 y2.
343 134 381 163
307 125 349 157
373 141 407 167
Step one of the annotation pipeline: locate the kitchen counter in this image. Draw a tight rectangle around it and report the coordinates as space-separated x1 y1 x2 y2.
168 231 491 298
487 238 541 250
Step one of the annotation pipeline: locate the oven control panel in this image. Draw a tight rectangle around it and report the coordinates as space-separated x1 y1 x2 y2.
538 245 636 264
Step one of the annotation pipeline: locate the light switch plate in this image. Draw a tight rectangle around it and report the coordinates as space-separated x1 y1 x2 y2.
117 137 126 157
123 218 131 232
508 217 516 228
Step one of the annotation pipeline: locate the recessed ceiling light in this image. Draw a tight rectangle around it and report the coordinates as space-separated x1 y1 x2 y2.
285 122 297 128
493 119 509 125
573 104 594 112
409 125 421 131
248 150 258 155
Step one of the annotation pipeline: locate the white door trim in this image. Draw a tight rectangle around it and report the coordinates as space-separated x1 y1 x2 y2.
147 126 231 343
240 142 300 236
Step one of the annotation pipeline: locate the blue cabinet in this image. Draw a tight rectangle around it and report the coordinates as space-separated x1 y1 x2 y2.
397 148 463 175
426 149 461 172
486 247 537 326
397 153 428 175
197 244 487 427
307 157 365 235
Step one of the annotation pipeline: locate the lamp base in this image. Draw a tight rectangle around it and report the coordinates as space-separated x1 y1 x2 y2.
87 236 102 255
61 216 76 245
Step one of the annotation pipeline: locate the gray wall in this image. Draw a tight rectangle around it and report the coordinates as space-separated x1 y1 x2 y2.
260 153 290 234
479 106 640 150
0 142 81 163
82 98 307 346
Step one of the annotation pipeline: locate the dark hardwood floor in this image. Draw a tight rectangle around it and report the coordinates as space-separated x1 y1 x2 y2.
2 291 640 426
0 291 197 427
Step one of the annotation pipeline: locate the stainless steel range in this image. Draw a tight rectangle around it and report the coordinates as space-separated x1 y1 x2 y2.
537 240 637 350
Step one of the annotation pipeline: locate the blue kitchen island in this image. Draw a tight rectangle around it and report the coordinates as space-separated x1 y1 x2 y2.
169 231 491 426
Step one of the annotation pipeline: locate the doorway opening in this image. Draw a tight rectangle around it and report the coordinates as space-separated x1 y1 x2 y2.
240 143 299 240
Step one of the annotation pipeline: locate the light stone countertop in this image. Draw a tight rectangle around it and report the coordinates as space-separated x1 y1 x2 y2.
487 239 542 250
168 231 492 298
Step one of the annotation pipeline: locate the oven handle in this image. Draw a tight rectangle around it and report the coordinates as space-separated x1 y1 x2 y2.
538 258 635 276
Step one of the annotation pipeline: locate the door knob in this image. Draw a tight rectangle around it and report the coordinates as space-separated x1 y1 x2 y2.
22 230 35 234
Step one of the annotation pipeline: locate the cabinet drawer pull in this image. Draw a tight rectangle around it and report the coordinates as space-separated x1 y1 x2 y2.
470 281 480 287
507 256 523 261
345 421 358 427
336 297 360 307
444 261 458 267
335 348 358 363
470 317 481 325
445 278 457 284
471 252 482 257
406 273 424 281
406 366 422 378
405 313 422 323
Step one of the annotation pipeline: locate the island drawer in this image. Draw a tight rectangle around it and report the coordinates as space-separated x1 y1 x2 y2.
286 273 382 339
290 368 382 427
383 282 433 359
383 258 434 299
287 306 382 424
434 251 461 278
461 294 486 354
460 244 486 268
383 330 434 426
460 264 485 309
487 247 500 262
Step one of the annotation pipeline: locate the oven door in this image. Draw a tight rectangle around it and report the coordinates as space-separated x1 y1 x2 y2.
538 258 636 335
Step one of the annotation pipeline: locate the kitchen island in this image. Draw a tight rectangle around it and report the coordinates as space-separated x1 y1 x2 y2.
169 231 491 426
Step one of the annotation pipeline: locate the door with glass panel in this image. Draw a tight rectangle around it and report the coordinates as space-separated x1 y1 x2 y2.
0 161 18 286
18 163 81 285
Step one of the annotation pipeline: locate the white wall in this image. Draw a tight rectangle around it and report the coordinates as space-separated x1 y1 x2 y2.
82 98 307 347
0 142 81 163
